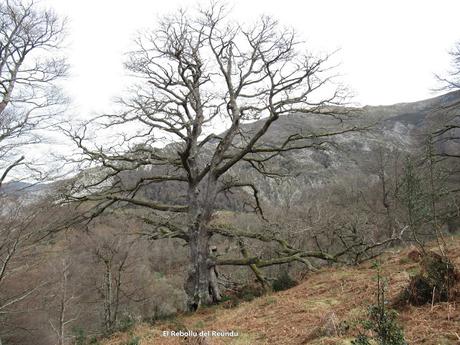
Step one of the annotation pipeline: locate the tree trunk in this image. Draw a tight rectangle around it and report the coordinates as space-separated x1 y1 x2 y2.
209 265 221 302
185 219 213 311
185 178 222 311
103 260 113 333
0 101 6 115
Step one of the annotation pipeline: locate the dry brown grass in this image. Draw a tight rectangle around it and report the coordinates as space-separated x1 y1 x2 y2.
102 237 460 345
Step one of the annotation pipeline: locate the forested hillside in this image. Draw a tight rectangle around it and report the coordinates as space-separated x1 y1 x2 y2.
1 1 459 344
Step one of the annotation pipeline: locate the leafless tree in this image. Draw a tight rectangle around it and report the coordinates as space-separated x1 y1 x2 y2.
0 197 56 342
49 259 77 345
0 1 67 341
92 234 131 334
436 41 460 91
0 0 67 187
63 3 365 311
368 146 404 240
429 41 460 233
432 41 460 162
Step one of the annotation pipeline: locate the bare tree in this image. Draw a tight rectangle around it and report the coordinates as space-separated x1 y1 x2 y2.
92 234 131 334
49 259 77 345
64 3 362 311
0 1 67 341
432 41 460 162
436 41 460 91
430 41 460 231
0 197 56 342
0 0 67 187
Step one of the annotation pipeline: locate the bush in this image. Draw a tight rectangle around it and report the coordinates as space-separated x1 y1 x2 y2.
221 294 240 309
124 335 140 345
354 304 407 345
272 271 297 292
354 264 407 345
71 327 100 345
89 338 100 345
351 334 371 345
396 252 459 306
235 284 265 301
117 314 136 333
72 326 87 345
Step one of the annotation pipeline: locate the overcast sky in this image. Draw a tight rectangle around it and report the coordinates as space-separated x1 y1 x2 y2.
43 0 460 116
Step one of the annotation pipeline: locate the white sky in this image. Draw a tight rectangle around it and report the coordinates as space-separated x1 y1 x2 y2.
42 0 460 116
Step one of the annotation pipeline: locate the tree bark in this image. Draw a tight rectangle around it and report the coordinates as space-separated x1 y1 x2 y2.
185 177 222 310
185 219 212 311
103 260 113 333
209 264 221 303
0 101 7 115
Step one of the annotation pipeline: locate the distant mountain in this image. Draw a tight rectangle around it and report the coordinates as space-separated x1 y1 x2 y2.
13 91 460 208
128 90 460 209
0 181 53 202
226 90 460 205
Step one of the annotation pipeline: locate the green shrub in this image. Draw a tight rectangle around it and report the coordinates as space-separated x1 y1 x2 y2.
89 337 100 345
119 314 136 332
397 252 459 306
351 334 371 345
234 284 265 301
366 305 406 345
241 291 255 302
221 294 240 308
354 305 406 345
353 263 407 345
70 327 101 345
72 326 87 345
124 336 140 345
272 271 297 292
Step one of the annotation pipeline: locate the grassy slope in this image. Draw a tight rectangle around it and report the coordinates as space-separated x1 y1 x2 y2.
103 237 460 345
